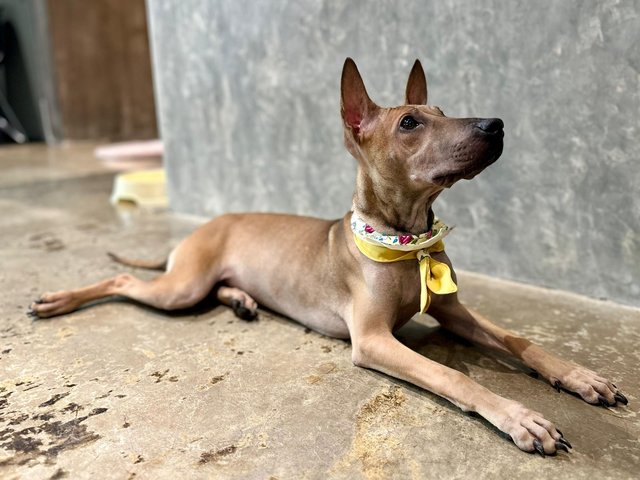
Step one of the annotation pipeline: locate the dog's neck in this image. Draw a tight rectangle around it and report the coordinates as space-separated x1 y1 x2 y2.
352 167 442 235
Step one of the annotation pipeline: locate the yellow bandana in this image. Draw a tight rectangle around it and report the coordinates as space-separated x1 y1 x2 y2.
351 213 458 314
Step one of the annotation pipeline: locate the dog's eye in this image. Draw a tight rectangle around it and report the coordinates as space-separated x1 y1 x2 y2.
400 115 419 130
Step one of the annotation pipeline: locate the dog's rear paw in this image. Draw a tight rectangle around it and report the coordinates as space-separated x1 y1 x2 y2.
216 286 258 321
28 292 79 319
230 299 258 321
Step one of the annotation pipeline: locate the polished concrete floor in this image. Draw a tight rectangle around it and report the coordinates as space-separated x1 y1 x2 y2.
1 143 639 479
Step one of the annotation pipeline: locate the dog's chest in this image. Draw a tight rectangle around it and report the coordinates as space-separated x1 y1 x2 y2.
365 260 422 312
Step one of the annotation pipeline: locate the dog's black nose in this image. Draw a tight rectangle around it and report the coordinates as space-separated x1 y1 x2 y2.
476 118 504 134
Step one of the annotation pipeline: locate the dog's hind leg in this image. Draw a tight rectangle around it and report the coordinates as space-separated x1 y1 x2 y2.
29 266 219 318
30 239 222 318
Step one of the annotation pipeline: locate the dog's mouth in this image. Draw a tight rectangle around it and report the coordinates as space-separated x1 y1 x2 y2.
432 143 503 187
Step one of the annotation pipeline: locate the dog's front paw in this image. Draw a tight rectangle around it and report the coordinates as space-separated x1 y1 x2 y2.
500 401 571 456
550 364 628 407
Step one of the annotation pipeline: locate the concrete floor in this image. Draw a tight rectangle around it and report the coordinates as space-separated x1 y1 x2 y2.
0 143 639 480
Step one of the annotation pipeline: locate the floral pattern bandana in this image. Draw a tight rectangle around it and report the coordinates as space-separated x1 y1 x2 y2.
350 211 458 314
350 211 453 252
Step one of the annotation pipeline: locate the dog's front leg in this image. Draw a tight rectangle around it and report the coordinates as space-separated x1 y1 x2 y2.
348 301 568 455
429 298 628 408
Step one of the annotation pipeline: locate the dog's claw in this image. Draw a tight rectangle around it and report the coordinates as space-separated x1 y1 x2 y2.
555 441 570 453
533 439 545 457
558 437 572 449
556 428 564 438
230 299 257 321
598 394 611 407
614 392 628 405
553 380 562 392
27 309 39 320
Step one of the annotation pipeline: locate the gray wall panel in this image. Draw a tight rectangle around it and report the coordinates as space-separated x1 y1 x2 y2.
147 0 640 306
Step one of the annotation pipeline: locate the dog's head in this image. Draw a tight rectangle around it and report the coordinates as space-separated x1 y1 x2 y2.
341 58 503 191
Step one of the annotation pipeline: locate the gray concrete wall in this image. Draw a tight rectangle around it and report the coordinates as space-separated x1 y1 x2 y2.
147 0 640 307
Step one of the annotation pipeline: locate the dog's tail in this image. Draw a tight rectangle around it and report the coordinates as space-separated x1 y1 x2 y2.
107 252 167 271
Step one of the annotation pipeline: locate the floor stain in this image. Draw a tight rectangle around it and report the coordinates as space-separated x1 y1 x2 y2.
195 372 229 392
55 327 76 340
257 432 269 449
198 444 237 465
62 403 82 413
316 362 336 374
29 232 66 252
305 362 337 384
150 369 170 383
32 412 55 421
0 396 108 467
39 392 70 408
96 390 113 399
305 375 322 385
210 373 228 385
8 413 29 425
0 388 12 411
49 467 68 479
331 386 422 480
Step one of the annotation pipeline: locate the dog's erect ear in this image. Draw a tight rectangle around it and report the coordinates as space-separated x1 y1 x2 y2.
405 59 428 105
341 58 376 137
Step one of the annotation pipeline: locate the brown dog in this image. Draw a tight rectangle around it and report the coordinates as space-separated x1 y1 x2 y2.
30 58 627 455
